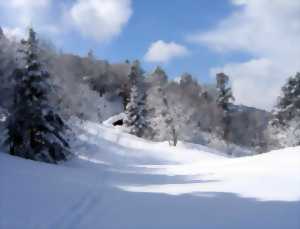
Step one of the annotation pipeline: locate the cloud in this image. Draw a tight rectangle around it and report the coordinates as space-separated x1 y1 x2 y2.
231 0 248 6
188 0 300 110
0 0 48 41
211 58 290 110
0 0 132 43
2 27 26 40
4 0 50 8
69 0 132 42
0 0 51 26
144 40 189 63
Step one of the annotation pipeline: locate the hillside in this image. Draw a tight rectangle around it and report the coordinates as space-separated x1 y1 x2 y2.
1 119 299 229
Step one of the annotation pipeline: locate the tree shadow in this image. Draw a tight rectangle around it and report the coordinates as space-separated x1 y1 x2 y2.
92 187 300 229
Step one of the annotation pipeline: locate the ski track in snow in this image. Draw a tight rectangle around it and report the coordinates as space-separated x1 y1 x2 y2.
1 119 300 229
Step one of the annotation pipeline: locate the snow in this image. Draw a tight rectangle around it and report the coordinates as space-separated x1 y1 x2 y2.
1 119 300 229
121 148 300 201
102 112 126 127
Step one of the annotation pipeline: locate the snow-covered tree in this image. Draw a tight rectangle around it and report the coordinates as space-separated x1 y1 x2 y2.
124 62 148 137
87 49 94 60
159 87 178 146
268 73 300 147
272 73 300 126
146 70 218 146
128 60 143 85
145 69 179 145
5 28 70 163
0 27 18 110
216 72 234 111
147 66 168 86
216 72 235 141
121 60 144 108
124 84 148 137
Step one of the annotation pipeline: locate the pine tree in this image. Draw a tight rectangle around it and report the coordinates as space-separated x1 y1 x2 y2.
128 60 143 87
124 62 147 137
272 73 300 126
122 60 143 109
216 73 234 110
148 66 168 85
268 72 300 147
124 84 147 137
6 28 70 163
87 49 94 60
216 72 235 141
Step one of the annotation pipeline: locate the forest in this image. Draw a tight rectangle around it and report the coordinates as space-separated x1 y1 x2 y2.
0 27 299 163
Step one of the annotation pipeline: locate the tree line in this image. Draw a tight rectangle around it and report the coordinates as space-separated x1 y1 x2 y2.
0 28 299 163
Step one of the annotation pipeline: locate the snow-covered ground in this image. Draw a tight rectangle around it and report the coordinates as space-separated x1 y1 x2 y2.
1 119 300 229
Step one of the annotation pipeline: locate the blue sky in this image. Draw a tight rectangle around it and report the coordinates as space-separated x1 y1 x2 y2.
61 0 247 82
1 0 300 110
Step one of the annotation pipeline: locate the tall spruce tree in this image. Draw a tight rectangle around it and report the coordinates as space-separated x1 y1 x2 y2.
124 63 147 137
148 66 168 85
6 28 70 163
128 60 143 86
121 60 143 109
272 73 300 126
216 72 235 141
124 85 147 137
268 72 300 147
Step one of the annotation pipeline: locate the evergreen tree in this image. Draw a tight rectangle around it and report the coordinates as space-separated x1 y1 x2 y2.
124 62 147 137
148 66 168 85
0 27 18 110
159 87 178 146
122 60 143 109
6 28 70 163
216 72 235 141
272 72 300 126
87 49 94 60
268 72 300 147
216 73 234 110
124 84 147 137
128 60 143 86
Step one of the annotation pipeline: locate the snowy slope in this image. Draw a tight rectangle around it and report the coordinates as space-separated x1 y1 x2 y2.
0 119 300 229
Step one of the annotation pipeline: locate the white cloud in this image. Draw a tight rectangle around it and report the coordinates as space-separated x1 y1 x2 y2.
0 0 51 26
2 27 26 40
144 40 189 63
0 0 132 43
69 0 132 42
231 0 248 6
5 0 50 8
188 0 300 110
0 1 47 40
211 58 290 110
